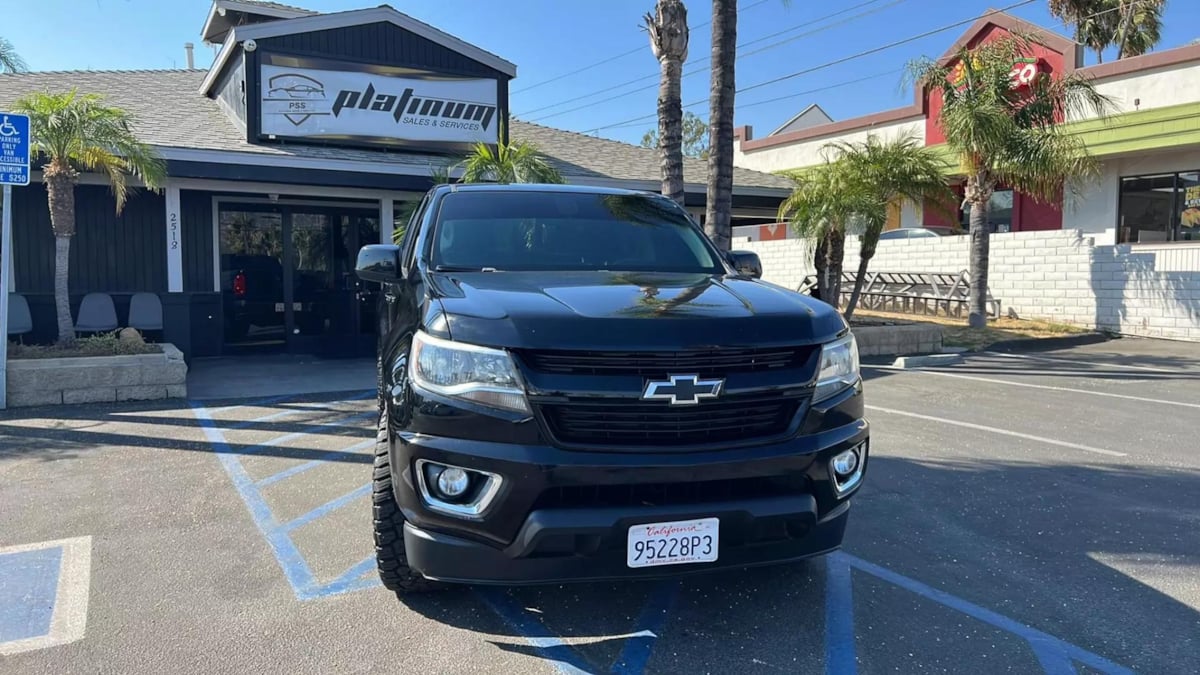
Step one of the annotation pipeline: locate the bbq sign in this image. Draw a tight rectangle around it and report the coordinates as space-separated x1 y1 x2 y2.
951 56 1045 91
259 63 498 146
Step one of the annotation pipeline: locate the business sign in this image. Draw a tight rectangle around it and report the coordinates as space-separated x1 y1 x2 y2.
950 57 1045 91
259 63 498 147
0 113 30 186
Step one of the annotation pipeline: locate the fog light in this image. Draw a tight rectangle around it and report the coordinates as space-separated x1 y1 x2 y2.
832 449 859 476
829 442 866 497
415 459 504 520
436 467 470 499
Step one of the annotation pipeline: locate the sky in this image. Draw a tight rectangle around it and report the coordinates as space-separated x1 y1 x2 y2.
5 0 1199 147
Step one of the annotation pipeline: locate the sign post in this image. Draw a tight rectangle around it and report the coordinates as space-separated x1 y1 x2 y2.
0 112 31 410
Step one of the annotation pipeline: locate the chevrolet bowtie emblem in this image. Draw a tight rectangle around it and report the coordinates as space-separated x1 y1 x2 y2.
641 374 725 405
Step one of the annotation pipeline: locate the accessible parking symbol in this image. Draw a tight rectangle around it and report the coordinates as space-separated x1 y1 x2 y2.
0 536 92 655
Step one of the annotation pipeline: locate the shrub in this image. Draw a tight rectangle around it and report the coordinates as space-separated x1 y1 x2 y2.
7 331 160 360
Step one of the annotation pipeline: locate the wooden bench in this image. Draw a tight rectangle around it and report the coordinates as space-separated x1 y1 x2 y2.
799 270 1001 318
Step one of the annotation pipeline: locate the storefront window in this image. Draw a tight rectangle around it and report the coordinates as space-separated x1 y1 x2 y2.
1118 171 1200 244
1179 172 1200 242
960 189 1014 233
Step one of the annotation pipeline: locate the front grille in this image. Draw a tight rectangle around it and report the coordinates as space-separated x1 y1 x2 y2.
518 346 815 376
532 475 808 510
539 395 801 448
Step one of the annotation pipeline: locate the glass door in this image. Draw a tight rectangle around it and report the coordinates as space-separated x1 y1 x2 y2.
287 210 336 354
218 203 381 356
288 208 380 357
219 208 286 352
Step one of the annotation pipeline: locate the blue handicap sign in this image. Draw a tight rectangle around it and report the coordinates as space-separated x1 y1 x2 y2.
0 112 30 186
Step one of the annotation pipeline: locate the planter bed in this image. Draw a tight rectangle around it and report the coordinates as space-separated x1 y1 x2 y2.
850 318 944 357
6 343 188 407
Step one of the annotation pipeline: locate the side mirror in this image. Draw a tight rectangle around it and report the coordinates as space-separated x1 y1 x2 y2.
356 244 403 283
727 250 763 279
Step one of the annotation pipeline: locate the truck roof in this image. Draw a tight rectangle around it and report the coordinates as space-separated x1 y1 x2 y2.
436 183 651 197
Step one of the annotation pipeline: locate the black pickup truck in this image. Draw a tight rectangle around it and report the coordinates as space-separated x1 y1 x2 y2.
356 183 868 593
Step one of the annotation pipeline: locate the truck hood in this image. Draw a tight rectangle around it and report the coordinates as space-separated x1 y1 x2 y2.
429 271 846 350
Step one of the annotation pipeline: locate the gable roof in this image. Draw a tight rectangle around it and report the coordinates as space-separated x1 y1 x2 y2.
0 69 789 193
203 5 517 89
769 103 834 136
201 0 316 44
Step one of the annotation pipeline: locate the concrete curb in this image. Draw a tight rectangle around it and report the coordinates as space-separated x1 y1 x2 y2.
890 353 964 369
986 332 1112 354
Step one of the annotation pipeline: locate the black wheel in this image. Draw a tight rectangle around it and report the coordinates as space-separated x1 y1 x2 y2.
372 405 440 594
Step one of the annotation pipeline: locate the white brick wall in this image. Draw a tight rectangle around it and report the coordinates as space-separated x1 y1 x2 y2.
737 231 1200 342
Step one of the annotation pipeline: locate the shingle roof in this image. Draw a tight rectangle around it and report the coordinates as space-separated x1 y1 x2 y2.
0 69 790 191
511 120 791 190
228 0 316 15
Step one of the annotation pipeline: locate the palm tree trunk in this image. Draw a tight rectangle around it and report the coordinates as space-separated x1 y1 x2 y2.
812 236 828 302
659 55 685 205
843 252 872 321
826 228 844 310
704 0 737 251
966 177 992 329
43 160 78 345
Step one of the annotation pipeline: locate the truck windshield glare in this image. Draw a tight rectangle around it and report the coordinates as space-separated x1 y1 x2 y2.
432 191 724 274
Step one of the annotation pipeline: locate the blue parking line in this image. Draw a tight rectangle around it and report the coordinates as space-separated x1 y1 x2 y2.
280 484 372 533
192 403 319 598
611 581 679 675
824 554 858 675
236 412 375 454
837 552 1134 675
319 556 381 597
257 439 375 487
235 390 376 428
206 393 299 416
476 588 595 675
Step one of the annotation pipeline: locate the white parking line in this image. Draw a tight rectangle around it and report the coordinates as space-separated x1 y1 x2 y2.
865 405 1128 457
990 352 1185 374
874 368 1200 410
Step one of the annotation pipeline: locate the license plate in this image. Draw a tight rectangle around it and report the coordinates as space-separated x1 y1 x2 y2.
627 517 719 568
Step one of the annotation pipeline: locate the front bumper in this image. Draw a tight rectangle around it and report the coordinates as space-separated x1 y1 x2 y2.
392 408 868 585
404 497 851 585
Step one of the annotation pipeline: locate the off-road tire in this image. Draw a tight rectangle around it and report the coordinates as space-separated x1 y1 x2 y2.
372 405 439 594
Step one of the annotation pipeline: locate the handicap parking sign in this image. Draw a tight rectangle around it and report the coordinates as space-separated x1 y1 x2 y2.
0 113 30 186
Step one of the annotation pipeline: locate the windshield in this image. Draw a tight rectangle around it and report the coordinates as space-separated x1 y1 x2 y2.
430 191 725 274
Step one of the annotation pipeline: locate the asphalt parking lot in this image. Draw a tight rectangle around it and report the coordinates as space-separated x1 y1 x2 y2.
2 337 1198 674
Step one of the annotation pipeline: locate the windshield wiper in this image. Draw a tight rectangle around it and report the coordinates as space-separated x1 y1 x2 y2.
433 265 499 273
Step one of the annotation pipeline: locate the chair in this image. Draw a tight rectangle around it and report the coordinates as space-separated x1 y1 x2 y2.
75 293 119 333
128 292 163 331
7 293 33 338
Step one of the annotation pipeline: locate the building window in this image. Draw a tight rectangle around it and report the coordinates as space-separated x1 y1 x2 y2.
961 189 1014 233
1119 171 1200 244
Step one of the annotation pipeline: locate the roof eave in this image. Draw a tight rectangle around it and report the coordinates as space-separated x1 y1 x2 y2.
211 6 517 78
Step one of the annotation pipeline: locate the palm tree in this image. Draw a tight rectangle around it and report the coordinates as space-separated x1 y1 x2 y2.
14 90 166 345
909 33 1109 327
1049 0 1119 62
1049 0 1165 62
704 0 737 252
825 135 955 320
778 162 872 311
0 36 26 72
645 0 690 205
1114 0 1165 58
460 123 564 184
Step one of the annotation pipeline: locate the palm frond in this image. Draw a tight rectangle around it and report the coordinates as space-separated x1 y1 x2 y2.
0 36 27 73
13 89 165 213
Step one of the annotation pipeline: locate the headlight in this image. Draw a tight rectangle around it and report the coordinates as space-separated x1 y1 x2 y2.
814 334 860 402
408 330 530 414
